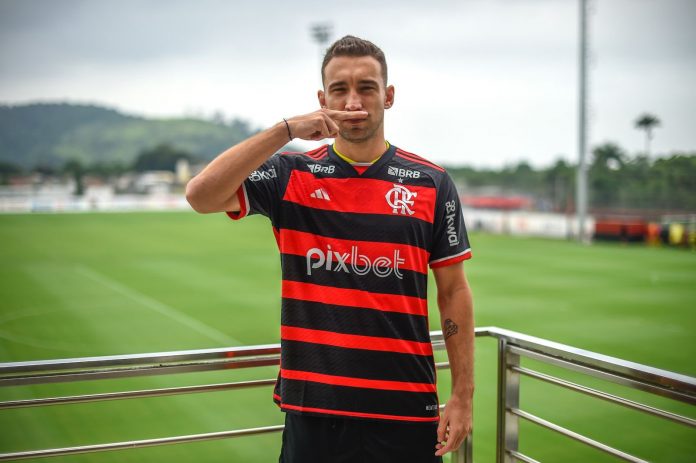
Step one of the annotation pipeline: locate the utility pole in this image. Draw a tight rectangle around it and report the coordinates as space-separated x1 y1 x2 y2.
576 0 590 243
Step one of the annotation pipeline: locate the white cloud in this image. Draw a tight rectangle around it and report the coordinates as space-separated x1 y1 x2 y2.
0 0 694 167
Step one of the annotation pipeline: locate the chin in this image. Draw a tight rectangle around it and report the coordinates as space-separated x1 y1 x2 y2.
340 126 380 143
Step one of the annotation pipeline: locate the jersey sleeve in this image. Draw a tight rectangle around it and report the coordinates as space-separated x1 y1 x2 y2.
226 154 286 221
428 172 472 268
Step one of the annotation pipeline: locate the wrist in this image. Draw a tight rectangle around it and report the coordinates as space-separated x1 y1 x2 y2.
282 118 293 141
451 384 475 400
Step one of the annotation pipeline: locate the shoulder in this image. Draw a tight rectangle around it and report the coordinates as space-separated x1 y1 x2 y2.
389 146 450 187
269 144 331 170
278 144 330 161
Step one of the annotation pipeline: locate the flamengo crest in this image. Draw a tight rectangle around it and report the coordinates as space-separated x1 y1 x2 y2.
385 184 417 216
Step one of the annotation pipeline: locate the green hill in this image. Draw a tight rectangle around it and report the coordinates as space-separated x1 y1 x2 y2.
0 103 257 169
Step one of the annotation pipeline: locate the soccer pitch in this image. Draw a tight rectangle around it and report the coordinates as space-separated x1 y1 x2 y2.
0 211 694 462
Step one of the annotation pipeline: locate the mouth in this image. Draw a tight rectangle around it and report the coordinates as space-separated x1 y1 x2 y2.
346 118 367 124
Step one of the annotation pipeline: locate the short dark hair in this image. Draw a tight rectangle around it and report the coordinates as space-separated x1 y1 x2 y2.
321 35 388 86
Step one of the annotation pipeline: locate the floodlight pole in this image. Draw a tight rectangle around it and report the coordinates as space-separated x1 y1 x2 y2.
576 0 590 243
310 23 333 73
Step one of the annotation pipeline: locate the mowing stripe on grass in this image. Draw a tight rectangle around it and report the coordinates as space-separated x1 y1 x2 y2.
75 265 240 346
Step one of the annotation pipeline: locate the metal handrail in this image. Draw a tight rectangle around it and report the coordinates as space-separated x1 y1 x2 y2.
485 327 696 463
1 327 694 463
478 327 696 401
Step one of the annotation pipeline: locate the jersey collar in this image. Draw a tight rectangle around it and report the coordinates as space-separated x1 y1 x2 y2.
328 142 396 177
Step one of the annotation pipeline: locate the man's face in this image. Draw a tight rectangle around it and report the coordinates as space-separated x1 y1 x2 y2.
319 56 395 143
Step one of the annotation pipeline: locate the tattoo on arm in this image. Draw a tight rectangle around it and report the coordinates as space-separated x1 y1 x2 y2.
444 318 459 340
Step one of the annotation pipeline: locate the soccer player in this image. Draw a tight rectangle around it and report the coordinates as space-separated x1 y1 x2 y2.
186 35 474 462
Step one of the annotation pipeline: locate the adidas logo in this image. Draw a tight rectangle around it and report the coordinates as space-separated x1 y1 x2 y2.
310 188 330 200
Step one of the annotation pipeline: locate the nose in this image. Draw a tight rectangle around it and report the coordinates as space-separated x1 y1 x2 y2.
345 90 363 111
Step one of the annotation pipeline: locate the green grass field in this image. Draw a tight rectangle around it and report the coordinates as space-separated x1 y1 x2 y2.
0 211 694 462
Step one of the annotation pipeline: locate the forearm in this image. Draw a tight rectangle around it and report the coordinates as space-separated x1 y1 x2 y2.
438 283 475 399
186 121 289 213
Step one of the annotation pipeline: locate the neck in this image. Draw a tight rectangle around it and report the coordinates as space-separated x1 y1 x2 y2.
334 134 387 163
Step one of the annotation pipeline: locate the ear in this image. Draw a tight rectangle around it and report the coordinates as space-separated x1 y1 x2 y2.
384 85 395 109
318 89 326 108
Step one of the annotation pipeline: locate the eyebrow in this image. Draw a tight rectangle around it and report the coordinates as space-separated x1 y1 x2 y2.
328 81 347 91
328 79 380 91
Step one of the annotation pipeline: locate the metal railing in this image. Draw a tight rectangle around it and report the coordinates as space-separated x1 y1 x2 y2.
489 327 696 463
0 327 694 462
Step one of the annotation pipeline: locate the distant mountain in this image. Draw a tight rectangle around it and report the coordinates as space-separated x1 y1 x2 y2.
0 103 257 169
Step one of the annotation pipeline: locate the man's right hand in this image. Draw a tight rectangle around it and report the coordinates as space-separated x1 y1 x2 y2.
286 109 368 141
186 108 368 214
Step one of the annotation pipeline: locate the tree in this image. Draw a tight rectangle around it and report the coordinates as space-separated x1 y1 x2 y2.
132 144 196 172
590 143 626 207
544 159 574 212
62 159 85 196
0 161 21 185
634 113 661 157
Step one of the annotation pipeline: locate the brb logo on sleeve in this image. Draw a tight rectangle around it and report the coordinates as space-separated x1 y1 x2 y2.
306 245 405 279
385 184 417 216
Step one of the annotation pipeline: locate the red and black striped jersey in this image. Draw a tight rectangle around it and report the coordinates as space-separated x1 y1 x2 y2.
227 143 472 423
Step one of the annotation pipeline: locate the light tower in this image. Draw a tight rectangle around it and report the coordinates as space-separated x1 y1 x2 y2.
310 23 333 70
576 0 590 243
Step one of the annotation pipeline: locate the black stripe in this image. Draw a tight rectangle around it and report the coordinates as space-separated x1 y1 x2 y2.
281 254 428 299
279 379 439 420
280 340 435 384
277 204 434 249
281 299 431 343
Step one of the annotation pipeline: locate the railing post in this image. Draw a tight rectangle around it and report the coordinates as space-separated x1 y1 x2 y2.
496 338 520 462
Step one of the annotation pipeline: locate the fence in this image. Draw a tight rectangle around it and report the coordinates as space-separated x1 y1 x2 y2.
0 327 694 462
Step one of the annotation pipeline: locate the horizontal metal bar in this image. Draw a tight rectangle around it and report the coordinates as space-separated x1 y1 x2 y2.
0 344 282 374
0 425 285 461
1 332 458 377
512 365 696 428
479 326 696 399
509 408 649 463
508 345 695 405
0 379 277 410
0 356 280 386
2 327 693 404
507 449 541 463
436 361 450 370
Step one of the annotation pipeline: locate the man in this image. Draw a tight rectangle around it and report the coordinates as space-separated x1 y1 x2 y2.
186 35 474 462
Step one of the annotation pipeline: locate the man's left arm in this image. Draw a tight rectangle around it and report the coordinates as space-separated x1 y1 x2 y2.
433 261 474 457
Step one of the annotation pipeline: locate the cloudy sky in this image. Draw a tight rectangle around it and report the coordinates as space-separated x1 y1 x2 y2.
0 0 694 167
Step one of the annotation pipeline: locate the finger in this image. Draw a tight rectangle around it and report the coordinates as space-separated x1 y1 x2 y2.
321 113 340 137
436 417 448 443
435 438 458 457
435 427 465 456
323 109 369 121
307 118 330 141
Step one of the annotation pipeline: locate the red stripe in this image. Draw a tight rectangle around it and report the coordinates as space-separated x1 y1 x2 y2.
225 185 249 220
279 229 429 275
395 148 445 170
395 149 445 172
279 403 439 422
429 250 472 268
282 170 436 223
282 280 428 316
305 145 329 158
309 149 328 160
281 368 436 393
281 325 433 356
